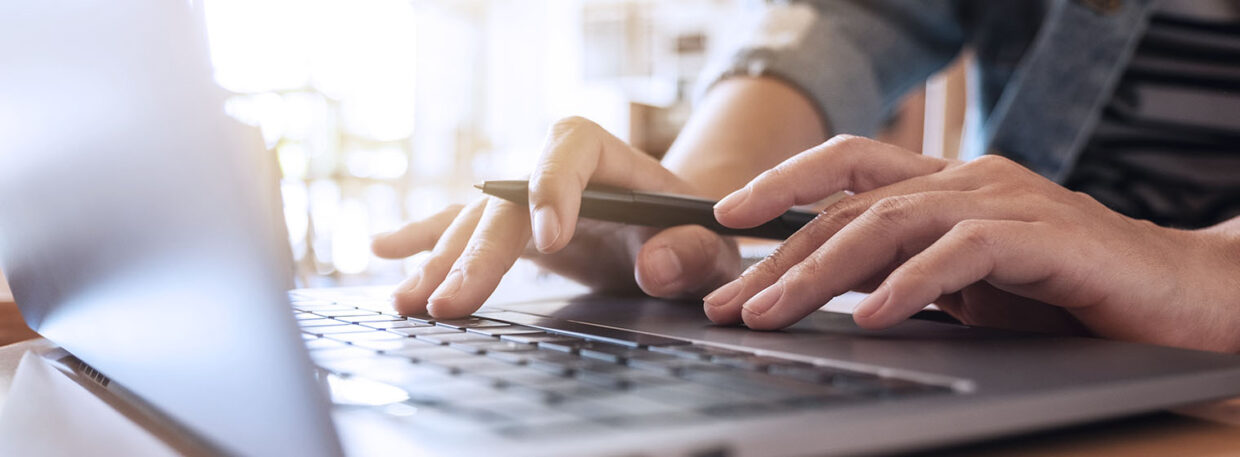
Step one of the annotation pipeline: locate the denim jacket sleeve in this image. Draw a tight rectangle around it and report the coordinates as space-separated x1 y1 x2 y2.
699 0 967 137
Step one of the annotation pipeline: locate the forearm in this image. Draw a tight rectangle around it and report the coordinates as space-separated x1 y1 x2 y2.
662 77 828 199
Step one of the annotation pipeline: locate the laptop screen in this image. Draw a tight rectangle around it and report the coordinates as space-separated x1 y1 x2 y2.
0 1 340 455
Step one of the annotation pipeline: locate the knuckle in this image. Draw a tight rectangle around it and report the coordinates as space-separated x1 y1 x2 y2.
951 220 996 249
528 169 583 207
894 258 935 284
825 133 867 148
862 195 918 227
547 115 598 139
784 259 829 288
744 250 793 281
970 154 1013 170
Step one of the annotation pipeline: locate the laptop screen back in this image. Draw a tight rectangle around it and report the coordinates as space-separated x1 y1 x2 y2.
0 1 340 455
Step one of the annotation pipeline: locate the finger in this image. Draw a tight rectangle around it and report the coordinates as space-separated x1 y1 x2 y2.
427 197 532 318
703 214 836 325
528 116 690 253
851 220 1053 329
737 191 1034 330
371 204 465 259
703 175 977 325
634 225 741 299
715 135 949 229
391 200 485 314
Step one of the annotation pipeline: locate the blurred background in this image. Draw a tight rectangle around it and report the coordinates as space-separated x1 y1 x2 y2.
198 0 967 287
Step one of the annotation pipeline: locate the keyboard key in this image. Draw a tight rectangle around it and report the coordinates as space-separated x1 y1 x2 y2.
299 305 357 313
349 338 430 351
428 356 525 374
499 333 580 345
709 354 790 371
328 331 407 344
387 326 462 337
303 325 376 336
386 346 477 364
359 320 431 330
698 401 786 418
312 309 380 318
477 311 689 348
523 351 590 376
494 419 609 439
578 344 647 363
291 300 341 310
466 326 544 337
650 344 748 360
434 317 511 329
337 315 406 324
399 313 436 324
310 347 380 364
417 332 499 346
575 364 666 390
370 364 460 388
464 397 583 429
538 339 611 354
483 345 541 364
305 338 349 351
395 405 509 436
298 318 346 327
391 377 505 405
625 353 716 375
520 380 614 403
631 384 747 410
445 338 526 354
556 393 683 420
594 410 709 429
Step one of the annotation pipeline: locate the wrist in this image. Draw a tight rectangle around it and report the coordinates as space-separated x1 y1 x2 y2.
1181 226 1240 352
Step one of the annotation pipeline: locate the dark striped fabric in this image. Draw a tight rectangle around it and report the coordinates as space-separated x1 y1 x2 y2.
1065 0 1240 229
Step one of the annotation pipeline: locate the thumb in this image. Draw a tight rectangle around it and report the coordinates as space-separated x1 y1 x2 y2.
634 225 741 299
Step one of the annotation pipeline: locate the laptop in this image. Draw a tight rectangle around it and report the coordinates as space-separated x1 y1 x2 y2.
2 1 1239 456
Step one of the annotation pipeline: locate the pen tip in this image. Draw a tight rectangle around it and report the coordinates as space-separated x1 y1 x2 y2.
473 183 484 191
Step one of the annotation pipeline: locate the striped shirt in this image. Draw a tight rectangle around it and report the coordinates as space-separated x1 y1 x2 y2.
1065 0 1240 229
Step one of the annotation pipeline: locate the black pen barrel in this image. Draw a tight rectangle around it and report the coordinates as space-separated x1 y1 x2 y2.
477 180 810 240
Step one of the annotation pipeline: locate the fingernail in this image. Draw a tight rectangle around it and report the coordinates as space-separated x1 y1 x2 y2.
532 207 560 252
429 270 464 302
853 285 889 318
704 278 743 308
743 282 784 317
714 185 751 214
648 247 683 286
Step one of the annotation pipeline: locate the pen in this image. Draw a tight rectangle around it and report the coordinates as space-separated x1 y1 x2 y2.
475 180 817 240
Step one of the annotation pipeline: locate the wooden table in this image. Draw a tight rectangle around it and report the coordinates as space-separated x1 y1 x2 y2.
0 302 36 348
1 300 1237 455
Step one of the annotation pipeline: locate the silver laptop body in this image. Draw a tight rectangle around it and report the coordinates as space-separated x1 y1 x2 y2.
3 1 1240 456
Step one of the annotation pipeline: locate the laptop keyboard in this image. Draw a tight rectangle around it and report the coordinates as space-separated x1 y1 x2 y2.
293 297 959 439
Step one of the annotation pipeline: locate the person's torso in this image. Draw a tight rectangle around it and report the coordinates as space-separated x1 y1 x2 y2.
1064 0 1240 228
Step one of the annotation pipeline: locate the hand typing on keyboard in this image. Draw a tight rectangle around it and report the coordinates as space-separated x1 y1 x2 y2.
370 116 744 318
705 135 1240 353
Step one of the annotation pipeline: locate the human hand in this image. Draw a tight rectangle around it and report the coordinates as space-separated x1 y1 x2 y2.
371 117 741 318
703 135 1240 352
